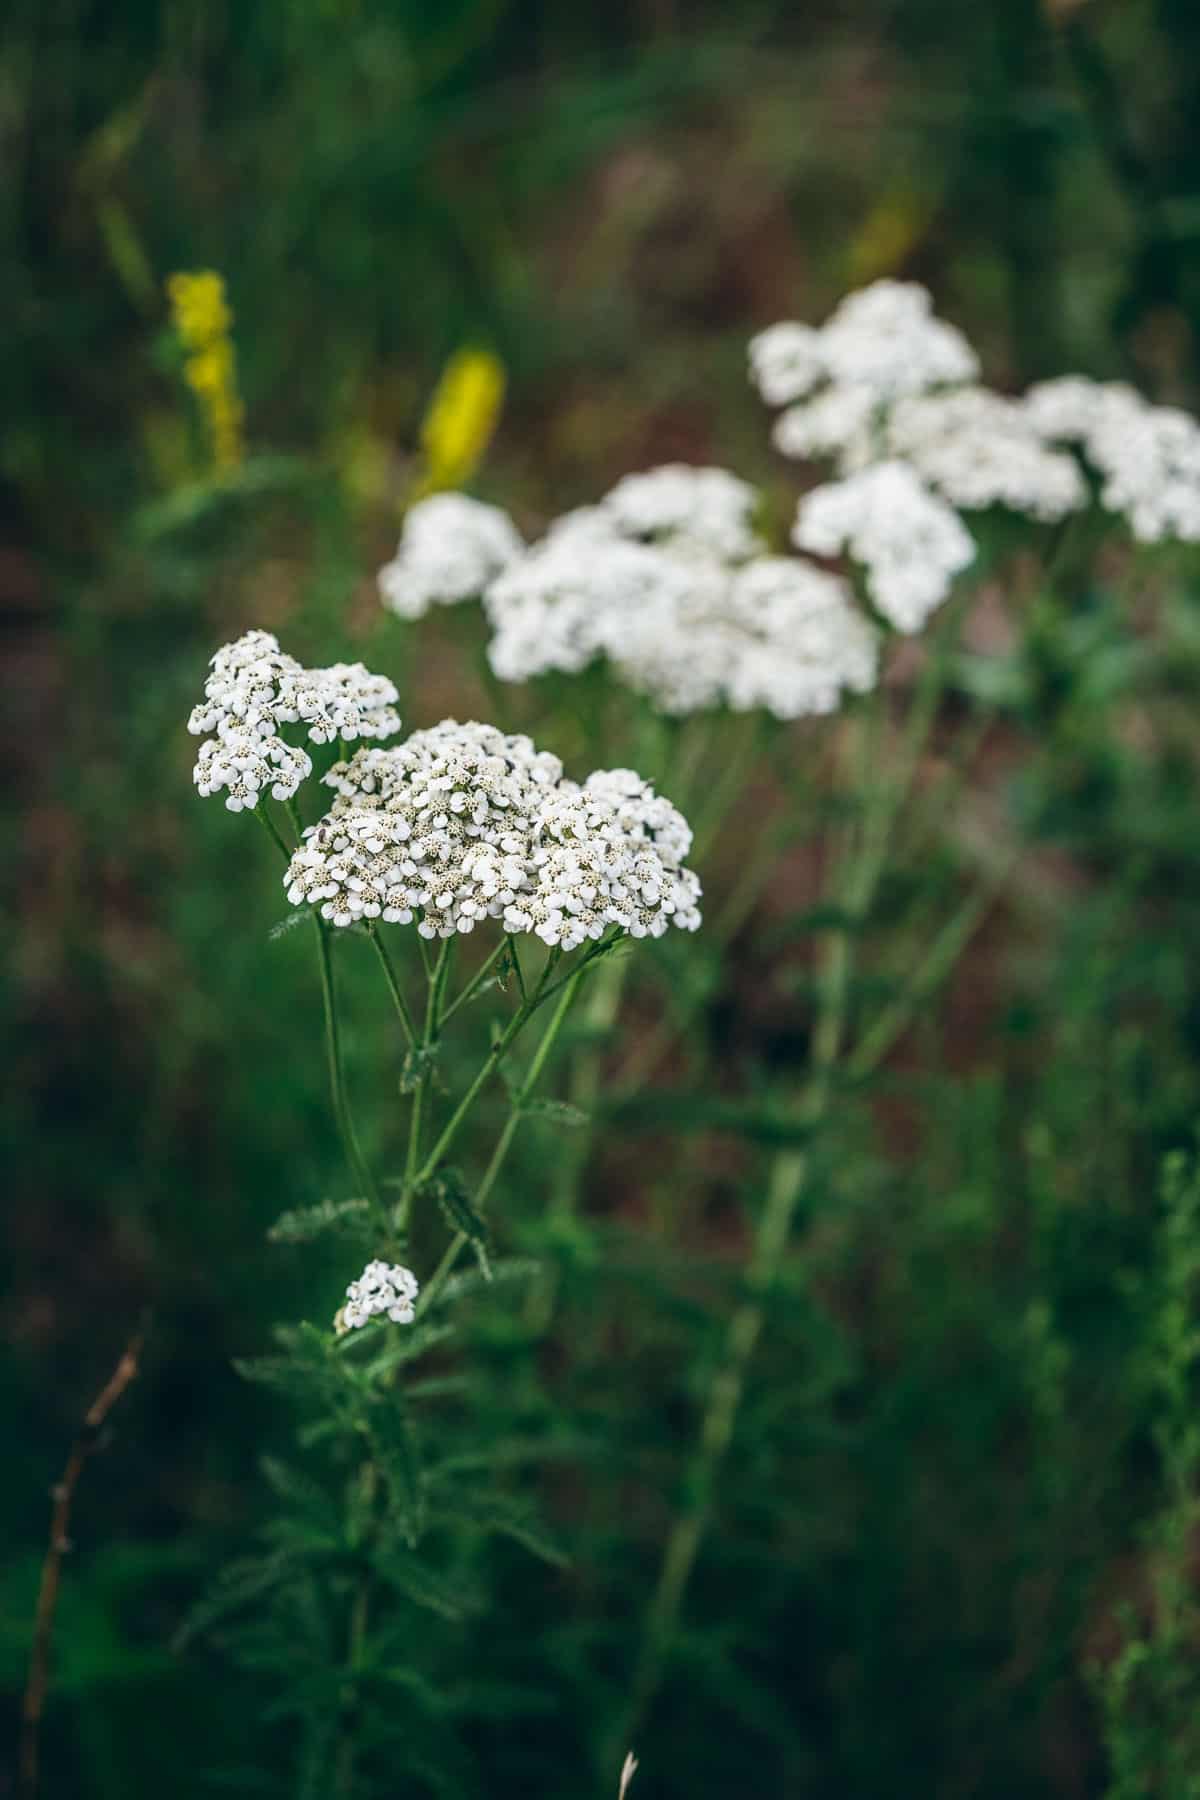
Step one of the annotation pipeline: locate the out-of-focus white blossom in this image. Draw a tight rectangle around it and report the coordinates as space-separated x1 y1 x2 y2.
793 462 976 633
378 493 524 620
1025 377 1200 543
601 464 762 562
338 1259 420 1331
612 555 879 719
748 322 824 406
817 281 980 398
484 523 694 683
751 281 979 420
886 388 1087 521
1021 376 1138 444
285 721 703 947
485 502 878 720
188 630 400 809
772 385 881 473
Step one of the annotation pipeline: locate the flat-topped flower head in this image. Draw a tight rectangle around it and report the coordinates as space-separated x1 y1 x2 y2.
772 384 880 473
483 523 695 683
599 465 764 563
1025 377 1200 544
513 777 702 951
748 322 824 407
378 493 524 620
288 721 563 937
793 462 976 633
817 281 980 400
752 281 979 423
188 629 400 809
337 1259 420 1331
609 554 878 720
886 388 1087 522
286 720 703 946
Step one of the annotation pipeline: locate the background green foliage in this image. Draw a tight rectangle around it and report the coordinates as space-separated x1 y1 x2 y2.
8 1 1200 1794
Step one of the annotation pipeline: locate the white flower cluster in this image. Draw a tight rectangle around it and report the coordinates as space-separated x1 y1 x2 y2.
471 465 879 719
793 462 976 634
754 283 1084 525
886 388 1086 522
378 493 524 620
756 278 1200 566
283 719 702 949
749 280 1129 622
600 464 762 561
339 1259 420 1331
751 281 979 421
1024 376 1200 543
188 630 401 810
511 769 702 949
611 554 879 717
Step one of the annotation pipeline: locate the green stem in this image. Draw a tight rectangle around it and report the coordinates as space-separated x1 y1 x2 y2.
415 962 587 1317
396 940 453 1235
439 936 513 1028
366 923 417 1048
624 611 966 1741
314 918 385 1233
691 712 766 860
254 802 294 863
409 947 559 1196
333 1462 377 1800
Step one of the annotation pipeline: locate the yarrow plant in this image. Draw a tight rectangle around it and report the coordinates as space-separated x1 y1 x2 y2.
365 276 1200 1764
184 279 1200 1793
183 615 706 1791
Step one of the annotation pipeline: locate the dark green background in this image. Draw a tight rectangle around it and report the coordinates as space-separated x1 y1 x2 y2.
8 3 1200 1795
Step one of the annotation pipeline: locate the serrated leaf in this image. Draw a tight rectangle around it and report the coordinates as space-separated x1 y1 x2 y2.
267 1197 371 1244
421 1168 491 1278
259 1457 341 1535
399 1042 441 1095
523 1098 589 1129
173 1552 293 1650
268 909 310 942
429 1484 570 1567
372 1549 480 1621
356 1320 456 1382
430 1257 541 1310
364 1395 424 1544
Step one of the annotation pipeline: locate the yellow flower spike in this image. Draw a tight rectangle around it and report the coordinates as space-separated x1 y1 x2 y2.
166 268 244 474
844 187 933 287
416 347 506 497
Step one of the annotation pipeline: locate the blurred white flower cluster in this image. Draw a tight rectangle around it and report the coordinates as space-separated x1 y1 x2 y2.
377 492 523 619
284 720 702 949
370 280 1200 727
1024 376 1200 543
380 467 879 719
753 278 1200 607
793 462 976 634
188 630 401 810
337 1259 420 1331
751 281 979 413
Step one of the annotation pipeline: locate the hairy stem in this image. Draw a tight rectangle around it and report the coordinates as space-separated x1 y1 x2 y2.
366 923 418 1049
407 947 561 1198
416 962 588 1317
315 918 385 1231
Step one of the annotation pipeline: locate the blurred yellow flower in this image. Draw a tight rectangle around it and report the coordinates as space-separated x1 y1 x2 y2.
845 189 931 286
417 347 506 496
167 270 245 472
